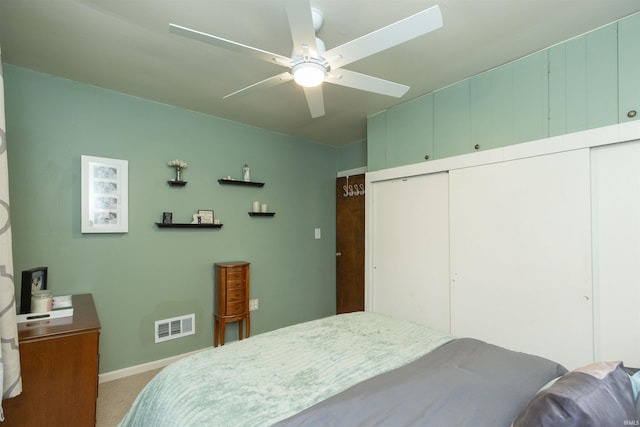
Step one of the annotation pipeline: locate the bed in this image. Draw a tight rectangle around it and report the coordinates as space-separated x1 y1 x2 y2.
119 312 640 427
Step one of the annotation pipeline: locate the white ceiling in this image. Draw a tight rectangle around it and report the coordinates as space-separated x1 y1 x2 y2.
1 1 639 147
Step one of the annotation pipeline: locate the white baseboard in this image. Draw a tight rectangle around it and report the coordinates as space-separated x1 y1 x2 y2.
99 347 210 383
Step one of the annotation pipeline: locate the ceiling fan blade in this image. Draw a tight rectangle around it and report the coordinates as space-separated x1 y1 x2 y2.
223 72 293 99
325 69 409 98
303 86 325 118
169 23 291 68
323 5 442 69
285 0 319 57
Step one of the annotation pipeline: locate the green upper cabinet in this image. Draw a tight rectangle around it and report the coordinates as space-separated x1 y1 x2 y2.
548 22 618 136
367 13 638 171
367 111 387 172
512 51 549 144
434 80 470 159
619 12 640 123
470 51 548 151
386 94 434 167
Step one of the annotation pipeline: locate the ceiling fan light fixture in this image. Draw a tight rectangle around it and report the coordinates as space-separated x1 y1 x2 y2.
292 62 325 87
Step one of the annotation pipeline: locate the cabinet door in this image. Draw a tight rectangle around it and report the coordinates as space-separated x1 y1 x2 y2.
434 80 470 159
386 94 434 167
619 12 640 123
369 172 450 333
470 68 510 151
470 52 547 151
591 141 640 366
366 111 387 171
512 51 548 144
449 149 593 369
549 23 618 136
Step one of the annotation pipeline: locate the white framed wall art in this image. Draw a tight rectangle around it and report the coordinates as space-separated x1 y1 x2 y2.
81 155 128 233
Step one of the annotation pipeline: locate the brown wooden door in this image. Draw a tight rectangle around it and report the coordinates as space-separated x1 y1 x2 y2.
336 174 365 313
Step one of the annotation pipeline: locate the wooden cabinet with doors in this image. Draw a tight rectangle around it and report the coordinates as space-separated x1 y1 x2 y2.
2 294 101 427
336 174 365 314
214 261 250 347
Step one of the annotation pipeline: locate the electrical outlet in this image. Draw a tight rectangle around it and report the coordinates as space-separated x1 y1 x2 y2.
249 299 259 311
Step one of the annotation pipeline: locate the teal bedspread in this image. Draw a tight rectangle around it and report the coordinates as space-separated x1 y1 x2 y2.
119 312 453 427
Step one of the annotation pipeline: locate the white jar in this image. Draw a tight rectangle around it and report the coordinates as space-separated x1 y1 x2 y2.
31 290 53 313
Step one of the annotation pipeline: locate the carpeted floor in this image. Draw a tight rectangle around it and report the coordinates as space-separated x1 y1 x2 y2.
96 368 162 427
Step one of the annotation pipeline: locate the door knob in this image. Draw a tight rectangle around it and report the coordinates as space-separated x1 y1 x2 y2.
336 252 342 256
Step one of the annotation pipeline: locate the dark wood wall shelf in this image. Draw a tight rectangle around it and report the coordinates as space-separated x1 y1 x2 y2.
167 180 187 187
218 178 264 187
155 223 223 229
248 212 275 217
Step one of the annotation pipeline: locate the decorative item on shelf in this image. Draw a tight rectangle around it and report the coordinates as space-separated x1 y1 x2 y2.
162 212 173 224
168 159 188 185
248 201 275 217
242 163 251 182
197 209 214 224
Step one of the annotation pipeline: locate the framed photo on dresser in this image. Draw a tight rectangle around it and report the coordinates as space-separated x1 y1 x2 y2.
20 266 48 314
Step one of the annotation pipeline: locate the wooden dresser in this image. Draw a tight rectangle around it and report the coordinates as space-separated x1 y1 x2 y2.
214 261 250 347
3 294 101 426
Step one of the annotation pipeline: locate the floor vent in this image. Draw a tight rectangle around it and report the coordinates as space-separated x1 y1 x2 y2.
155 313 195 343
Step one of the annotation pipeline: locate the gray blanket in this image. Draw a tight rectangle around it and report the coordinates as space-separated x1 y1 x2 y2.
274 338 567 427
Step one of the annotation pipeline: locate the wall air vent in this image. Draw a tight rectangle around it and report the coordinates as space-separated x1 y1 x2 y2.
155 313 195 343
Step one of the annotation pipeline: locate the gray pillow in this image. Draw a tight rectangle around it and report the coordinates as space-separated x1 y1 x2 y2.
513 361 639 427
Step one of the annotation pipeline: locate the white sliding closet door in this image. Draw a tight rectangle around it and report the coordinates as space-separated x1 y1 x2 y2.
449 149 593 369
591 140 640 367
369 173 450 333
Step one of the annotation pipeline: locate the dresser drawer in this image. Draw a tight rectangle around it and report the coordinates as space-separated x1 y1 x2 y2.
225 279 245 290
225 269 245 281
226 301 246 315
226 288 245 302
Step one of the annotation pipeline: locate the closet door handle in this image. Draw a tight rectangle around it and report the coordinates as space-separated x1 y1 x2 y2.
336 252 342 256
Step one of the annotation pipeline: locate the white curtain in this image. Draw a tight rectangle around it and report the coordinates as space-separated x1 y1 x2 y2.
0 46 22 421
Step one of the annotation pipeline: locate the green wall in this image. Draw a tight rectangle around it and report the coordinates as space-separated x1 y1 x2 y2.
337 139 367 171
4 65 338 373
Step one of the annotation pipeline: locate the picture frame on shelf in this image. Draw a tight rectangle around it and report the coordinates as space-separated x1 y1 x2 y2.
198 209 214 224
20 266 48 314
162 212 173 224
81 155 129 233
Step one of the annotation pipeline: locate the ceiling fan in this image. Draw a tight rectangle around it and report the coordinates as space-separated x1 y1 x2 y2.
169 1 443 118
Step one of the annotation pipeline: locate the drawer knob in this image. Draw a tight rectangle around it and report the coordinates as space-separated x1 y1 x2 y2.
424 154 430 160
628 110 637 118
474 144 481 150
